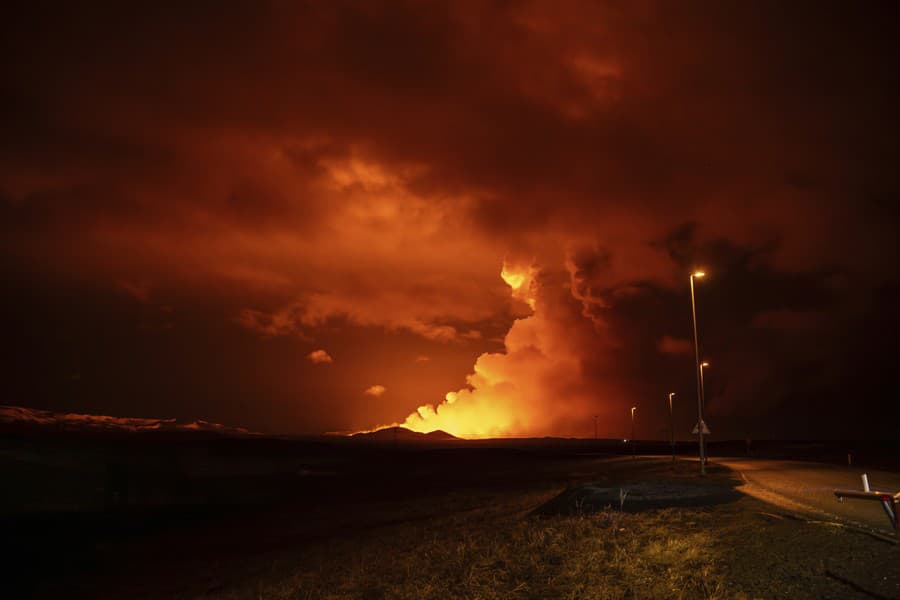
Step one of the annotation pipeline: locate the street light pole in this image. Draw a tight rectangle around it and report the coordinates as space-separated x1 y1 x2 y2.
668 392 676 464
594 415 598 441
630 406 637 459
690 271 706 476
700 362 709 411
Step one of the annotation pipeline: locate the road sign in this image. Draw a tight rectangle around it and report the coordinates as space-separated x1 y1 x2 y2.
691 419 710 435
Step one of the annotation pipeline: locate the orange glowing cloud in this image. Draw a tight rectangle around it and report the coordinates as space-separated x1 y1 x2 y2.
500 260 538 310
307 349 333 364
364 385 386 397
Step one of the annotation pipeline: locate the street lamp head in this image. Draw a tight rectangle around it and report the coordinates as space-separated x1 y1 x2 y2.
692 271 706 278
668 392 675 399
631 406 637 415
701 361 710 368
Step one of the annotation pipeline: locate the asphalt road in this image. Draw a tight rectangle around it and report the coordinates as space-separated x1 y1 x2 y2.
716 457 900 538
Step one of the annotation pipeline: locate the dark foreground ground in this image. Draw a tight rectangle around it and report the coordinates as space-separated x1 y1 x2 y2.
2 432 898 598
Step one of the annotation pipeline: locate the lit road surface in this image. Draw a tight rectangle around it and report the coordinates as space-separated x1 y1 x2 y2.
716 458 900 538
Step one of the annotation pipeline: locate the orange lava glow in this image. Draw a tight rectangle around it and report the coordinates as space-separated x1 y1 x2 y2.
362 261 595 439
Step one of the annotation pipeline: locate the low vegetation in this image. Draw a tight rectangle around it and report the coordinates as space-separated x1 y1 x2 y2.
212 462 898 599
221 490 726 599
6 434 896 598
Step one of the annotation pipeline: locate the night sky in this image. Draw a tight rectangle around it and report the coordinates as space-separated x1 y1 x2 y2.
2 1 899 439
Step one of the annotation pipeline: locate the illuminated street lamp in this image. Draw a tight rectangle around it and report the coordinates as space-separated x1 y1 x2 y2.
700 361 710 411
690 270 707 475
630 406 637 459
668 392 676 464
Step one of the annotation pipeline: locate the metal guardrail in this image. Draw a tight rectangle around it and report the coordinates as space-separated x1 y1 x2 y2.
834 473 900 537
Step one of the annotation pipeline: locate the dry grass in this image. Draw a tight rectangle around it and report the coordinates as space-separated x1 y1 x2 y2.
217 490 727 600
204 458 899 599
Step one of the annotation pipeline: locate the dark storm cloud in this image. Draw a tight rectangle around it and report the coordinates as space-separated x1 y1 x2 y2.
567 228 898 439
1 1 898 436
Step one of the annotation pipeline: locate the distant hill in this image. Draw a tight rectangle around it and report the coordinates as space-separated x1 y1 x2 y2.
351 426 461 442
0 404 255 436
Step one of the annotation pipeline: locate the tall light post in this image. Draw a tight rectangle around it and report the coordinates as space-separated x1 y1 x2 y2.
668 392 676 464
690 270 707 475
594 415 598 440
630 406 637 459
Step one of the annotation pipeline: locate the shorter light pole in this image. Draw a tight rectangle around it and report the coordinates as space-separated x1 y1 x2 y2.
630 406 637 459
700 362 710 411
668 392 676 463
699 361 710 466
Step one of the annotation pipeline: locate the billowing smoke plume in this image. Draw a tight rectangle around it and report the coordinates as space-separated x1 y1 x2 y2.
372 260 619 438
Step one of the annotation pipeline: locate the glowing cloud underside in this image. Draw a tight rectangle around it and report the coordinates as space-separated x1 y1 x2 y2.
501 263 537 309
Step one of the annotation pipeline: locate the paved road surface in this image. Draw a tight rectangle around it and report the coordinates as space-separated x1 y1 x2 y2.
716 457 900 538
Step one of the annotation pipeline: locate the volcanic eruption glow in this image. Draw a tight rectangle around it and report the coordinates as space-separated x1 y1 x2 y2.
360 261 599 439
400 262 538 437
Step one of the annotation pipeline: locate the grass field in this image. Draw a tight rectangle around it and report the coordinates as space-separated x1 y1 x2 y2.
211 460 897 599
220 492 723 599
3 434 898 598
